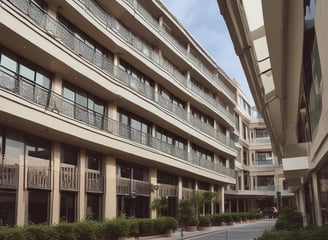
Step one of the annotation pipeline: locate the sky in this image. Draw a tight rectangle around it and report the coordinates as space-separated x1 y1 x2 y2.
161 0 254 105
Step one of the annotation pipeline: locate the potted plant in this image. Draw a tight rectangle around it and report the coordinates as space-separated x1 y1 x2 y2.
163 217 178 237
185 217 199 232
223 213 234 226
198 216 211 231
151 197 168 217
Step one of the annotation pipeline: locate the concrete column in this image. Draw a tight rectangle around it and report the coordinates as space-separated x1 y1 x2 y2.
312 173 322 226
186 101 191 121
16 146 26 225
52 75 63 94
149 168 157 219
210 184 214 214
103 156 117 219
217 186 225 213
240 171 245 190
108 102 117 120
299 186 307 227
178 176 183 200
236 199 239 213
50 142 61 224
154 83 159 103
77 149 86 221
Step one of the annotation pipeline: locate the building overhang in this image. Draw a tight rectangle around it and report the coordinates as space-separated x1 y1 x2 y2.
282 156 309 181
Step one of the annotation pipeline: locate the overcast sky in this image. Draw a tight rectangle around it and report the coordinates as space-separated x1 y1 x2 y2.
161 0 254 105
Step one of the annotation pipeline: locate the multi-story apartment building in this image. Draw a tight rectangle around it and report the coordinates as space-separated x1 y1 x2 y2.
0 0 239 225
225 86 294 213
218 0 328 226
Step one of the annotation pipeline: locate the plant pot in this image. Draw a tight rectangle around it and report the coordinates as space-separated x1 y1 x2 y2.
164 229 174 237
198 226 211 231
185 225 197 232
228 221 234 226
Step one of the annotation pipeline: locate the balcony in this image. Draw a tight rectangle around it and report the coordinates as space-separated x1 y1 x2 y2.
251 137 271 144
86 169 104 193
4 0 237 141
0 66 235 179
120 0 237 102
116 177 150 196
182 188 194 199
27 167 51 190
157 183 177 198
60 165 79 191
0 164 19 189
7 0 234 122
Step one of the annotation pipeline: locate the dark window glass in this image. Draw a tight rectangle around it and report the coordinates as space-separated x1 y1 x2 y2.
61 145 78 165
87 151 101 170
26 139 51 160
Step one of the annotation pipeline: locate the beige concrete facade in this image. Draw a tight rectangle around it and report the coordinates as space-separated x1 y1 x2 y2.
0 0 239 225
218 0 328 226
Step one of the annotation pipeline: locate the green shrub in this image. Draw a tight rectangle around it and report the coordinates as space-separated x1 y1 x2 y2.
102 219 130 239
257 230 301 240
0 227 26 240
178 199 196 226
74 221 101 240
232 213 241 222
24 225 55 240
210 214 224 225
222 213 233 223
53 223 76 240
164 217 178 231
275 207 303 230
198 216 211 226
127 218 139 237
152 217 165 234
138 218 153 236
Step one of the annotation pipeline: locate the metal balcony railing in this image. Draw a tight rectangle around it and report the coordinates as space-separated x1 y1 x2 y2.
182 188 194 199
27 167 51 190
1 1 237 177
157 183 178 198
6 0 237 145
86 169 104 193
60 165 79 191
0 164 19 189
126 0 237 102
116 177 150 196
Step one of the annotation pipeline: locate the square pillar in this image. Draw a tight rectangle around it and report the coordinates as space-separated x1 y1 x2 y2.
50 142 60 224
149 168 157 219
217 186 225 214
77 149 86 221
103 156 117 219
312 173 323 226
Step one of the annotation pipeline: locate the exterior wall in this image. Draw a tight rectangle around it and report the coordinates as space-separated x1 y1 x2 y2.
0 0 238 225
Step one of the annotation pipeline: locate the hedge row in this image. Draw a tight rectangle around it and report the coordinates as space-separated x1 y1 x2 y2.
257 225 328 240
0 217 178 240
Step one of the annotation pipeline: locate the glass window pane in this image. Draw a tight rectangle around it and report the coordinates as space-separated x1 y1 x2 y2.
35 72 50 89
19 64 35 81
1 54 17 73
131 119 141 130
61 145 78 165
76 90 87 108
63 86 75 101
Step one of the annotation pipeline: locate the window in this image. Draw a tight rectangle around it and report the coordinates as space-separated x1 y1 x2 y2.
26 139 51 160
119 60 154 87
298 0 322 142
234 113 240 132
0 47 52 96
117 160 149 182
62 83 106 128
157 171 178 185
191 106 214 126
60 192 76 222
61 144 78 165
57 14 113 69
156 127 185 150
242 122 248 140
158 85 186 109
257 176 274 186
87 151 102 170
255 128 269 138
191 77 215 100
118 109 151 145
255 152 273 165
191 144 214 162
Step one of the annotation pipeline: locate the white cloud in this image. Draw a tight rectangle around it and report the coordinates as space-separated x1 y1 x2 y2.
161 0 254 105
